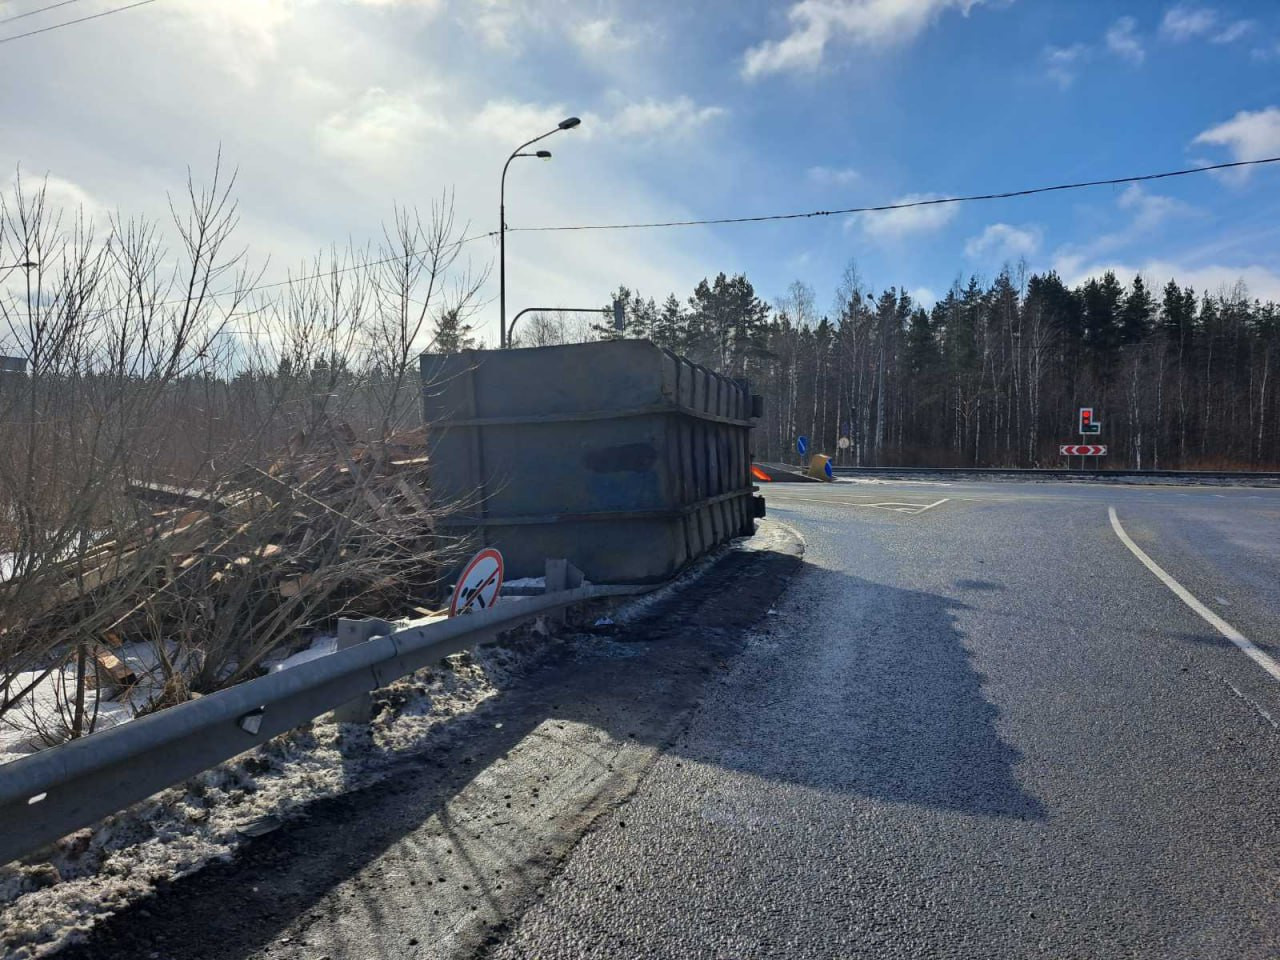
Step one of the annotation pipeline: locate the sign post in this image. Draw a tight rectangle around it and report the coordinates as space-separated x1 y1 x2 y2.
1070 407 1103 470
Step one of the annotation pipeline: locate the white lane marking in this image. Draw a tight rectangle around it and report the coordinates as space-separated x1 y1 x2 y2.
767 495 950 515
1108 507 1280 684
1218 675 1280 731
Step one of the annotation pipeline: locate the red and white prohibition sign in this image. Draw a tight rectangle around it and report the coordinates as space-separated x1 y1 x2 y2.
1059 444 1107 456
449 547 505 616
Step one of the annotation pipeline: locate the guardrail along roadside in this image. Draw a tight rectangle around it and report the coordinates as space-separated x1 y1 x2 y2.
2 338 767 869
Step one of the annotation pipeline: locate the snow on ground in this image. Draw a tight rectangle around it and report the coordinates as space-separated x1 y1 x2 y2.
0 524 784 957
264 634 337 673
0 669 133 764
0 627 563 960
1 642 204 766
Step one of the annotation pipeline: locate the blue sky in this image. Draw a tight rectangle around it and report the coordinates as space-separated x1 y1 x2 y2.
2 0 1279 344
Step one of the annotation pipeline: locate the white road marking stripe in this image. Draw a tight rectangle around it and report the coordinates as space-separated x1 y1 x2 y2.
1108 507 1280 684
767 495 950 515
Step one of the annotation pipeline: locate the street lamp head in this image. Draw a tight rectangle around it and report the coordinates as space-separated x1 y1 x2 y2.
536 150 552 159
558 117 581 130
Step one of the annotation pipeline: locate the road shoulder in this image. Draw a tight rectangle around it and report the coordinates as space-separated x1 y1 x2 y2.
59 522 805 960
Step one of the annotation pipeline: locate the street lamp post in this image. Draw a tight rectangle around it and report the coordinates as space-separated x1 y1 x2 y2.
499 116 580 348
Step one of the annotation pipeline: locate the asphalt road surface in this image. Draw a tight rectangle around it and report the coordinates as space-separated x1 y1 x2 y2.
491 478 1280 959
69 478 1280 959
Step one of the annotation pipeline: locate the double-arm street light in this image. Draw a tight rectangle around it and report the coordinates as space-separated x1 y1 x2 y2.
499 116 581 348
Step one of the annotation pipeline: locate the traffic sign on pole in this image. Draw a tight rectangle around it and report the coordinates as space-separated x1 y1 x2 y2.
1059 444 1107 456
796 435 808 456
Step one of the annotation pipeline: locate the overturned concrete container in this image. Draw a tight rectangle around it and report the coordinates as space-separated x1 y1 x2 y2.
420 339 761 583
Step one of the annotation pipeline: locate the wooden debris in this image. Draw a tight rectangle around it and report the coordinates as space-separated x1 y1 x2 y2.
94 648 136 687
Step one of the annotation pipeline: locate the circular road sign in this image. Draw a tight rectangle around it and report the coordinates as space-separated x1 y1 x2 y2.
837 436 851 450
450 547 505 616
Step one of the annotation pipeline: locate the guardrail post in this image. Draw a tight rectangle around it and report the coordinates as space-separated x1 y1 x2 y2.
545 558 583 624
333 617 391 723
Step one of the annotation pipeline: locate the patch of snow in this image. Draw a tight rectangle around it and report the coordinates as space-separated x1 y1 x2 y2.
0 627 567 959
268 635 337 673
1 668 134 764
502 576 545 589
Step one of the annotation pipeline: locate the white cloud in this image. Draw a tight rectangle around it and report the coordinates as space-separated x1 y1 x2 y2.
856 193 958 241
807 165 860 186
316 87 448 170
910 286 938 308
471 100 597 142
1160 4 1217 40
469 97 723 145
570 17 638 55
1159 4 1254 44
1044 43 1089 89
7 173 103 226
1059 259 1280 303
1105 16 1145 64
611 97 726 139
1116 184 1190 232
1211 19 1252 43
1052 186 1194 280
1193 107 1280 169
742 0 991 79
964 223 1041 261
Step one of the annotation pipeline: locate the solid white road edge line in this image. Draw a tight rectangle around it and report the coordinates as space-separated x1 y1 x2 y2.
1108 506 1280 684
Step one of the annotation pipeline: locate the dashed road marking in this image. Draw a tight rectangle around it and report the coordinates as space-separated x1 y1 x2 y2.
1109 506 1280 684
767 495 951 516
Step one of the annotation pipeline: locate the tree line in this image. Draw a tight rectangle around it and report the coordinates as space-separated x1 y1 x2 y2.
570 265 1279 469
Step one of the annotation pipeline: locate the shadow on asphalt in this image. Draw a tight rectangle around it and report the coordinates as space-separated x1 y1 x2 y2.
701 568 1043 822
60 545 802 960
61 545 1042 960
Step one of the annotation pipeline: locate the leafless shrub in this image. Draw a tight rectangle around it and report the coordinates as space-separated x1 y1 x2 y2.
0 164 481 746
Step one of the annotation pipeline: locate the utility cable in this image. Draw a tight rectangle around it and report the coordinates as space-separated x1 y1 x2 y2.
0 0 156 44
507 155 1280 235
0 0 87 27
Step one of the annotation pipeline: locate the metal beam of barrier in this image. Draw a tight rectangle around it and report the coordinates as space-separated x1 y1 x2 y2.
831 466 1280 482
0 583 649 867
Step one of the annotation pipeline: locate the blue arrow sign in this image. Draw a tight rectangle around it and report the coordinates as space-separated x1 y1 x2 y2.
796 435 809 456
824 459 834 478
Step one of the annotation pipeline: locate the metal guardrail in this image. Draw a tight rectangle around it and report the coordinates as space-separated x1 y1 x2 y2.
0 583 648 867
830 466 1280 482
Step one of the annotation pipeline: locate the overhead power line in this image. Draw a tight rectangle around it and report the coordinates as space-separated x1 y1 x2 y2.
0 0 87 27
507 155 1280 235
0 0 156 44
6 155 1275 312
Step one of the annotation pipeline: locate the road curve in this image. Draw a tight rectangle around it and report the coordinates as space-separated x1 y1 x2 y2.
492 479 1280 959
